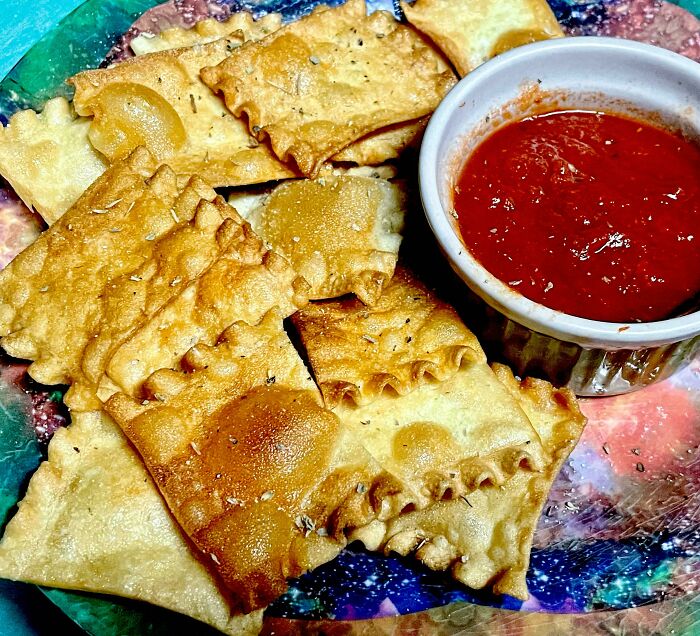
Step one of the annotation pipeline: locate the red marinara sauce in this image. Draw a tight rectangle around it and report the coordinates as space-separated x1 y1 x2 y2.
454 110 700 323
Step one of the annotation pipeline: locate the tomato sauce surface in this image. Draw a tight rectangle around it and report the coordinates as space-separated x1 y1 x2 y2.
454 110 700 323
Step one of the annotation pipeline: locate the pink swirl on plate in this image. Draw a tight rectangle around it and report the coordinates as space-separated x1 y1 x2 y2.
585 0 700 60
0 188 42 270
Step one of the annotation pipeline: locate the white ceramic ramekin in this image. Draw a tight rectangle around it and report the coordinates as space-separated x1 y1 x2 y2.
419 37 700 396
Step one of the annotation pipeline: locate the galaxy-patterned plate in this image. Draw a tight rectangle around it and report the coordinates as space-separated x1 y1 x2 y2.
0 1 700 635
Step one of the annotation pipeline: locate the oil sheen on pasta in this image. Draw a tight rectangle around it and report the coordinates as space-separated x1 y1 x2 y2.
453 110 700 323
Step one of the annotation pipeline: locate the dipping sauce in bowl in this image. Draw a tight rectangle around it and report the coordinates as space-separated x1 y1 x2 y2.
453 110 700 323
419 37 700 395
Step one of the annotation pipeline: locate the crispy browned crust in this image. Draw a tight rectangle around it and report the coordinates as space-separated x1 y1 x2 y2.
129 8 424 170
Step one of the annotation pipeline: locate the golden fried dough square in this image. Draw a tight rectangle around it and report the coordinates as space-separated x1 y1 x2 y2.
0 97 108 224
229 174 405 305
0 148 207 388
0 410 263 635
130 11 283 55
107 311 382 612
292 268 486 406
70 33 298 187
362 364 585 600
105 219 309 398
65 193 240 411
329 353 549 518
201 0 456 176
401 0 563 76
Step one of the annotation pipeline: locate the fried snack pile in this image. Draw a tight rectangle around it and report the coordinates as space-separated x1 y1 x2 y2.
102 205 308 399
201 0 456 177
293 270 585 598
0 1 581 633
366 362 584 598
107 311 387 612
78 190 242 401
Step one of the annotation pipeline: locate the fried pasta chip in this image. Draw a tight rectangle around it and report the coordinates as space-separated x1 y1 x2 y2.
0 97 108 225
105 219 309 398
401 0 563 76
331 117 428 165
0 148 209 388
67 193 240 411
130 12 283 55
107 311 383 612
332 359 549 515
70 33 297 187
361 364 585 600
0 410 263 635
292 268 485 406
293 269 548 517
201 0 456 176
230 174 405 305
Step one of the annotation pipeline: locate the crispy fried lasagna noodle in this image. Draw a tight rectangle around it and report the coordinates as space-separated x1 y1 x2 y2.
0 97 108 224
107 311 385 612
104 214 309 399
130 11 283 55
230 174 405 305
401 0 563 76
72 192 243 409
0 410 263 635
292 268 486 406
331 117 428 165
201 0 456 176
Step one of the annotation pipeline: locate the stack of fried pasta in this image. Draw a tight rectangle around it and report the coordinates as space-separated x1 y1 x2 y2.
0 1 583 633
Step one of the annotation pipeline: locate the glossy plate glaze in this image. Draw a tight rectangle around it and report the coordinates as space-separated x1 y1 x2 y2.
0 1 699 635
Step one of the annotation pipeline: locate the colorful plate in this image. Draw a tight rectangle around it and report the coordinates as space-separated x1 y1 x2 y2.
0 1 699 634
